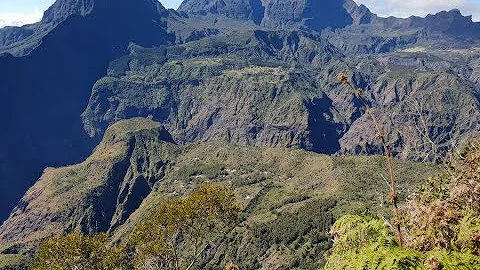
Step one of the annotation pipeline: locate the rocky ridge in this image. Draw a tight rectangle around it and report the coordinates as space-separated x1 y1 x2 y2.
81 31 480 163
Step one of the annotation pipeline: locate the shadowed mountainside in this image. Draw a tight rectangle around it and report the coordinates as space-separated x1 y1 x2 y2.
0 0 174 222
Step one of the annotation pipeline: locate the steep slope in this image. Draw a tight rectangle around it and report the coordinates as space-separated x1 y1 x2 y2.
0 119 175 250
0 0 95 55
0 118 439 269
178 0 265 24
81 31 348 154
81 29 480 163
0 0 174 222
178 0 354 31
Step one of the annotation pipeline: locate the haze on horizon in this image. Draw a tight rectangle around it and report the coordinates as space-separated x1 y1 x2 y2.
1 0 480 28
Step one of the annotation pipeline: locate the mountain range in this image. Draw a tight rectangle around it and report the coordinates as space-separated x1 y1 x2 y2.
0 0 479 268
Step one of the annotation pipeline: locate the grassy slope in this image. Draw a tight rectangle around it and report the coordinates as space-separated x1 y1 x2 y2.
110 122 440 268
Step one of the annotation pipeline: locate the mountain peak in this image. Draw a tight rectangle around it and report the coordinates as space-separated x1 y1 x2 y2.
178 0 265 24
0 0 169 55
41 0 95 25
41 0 168 24
178 0 355 31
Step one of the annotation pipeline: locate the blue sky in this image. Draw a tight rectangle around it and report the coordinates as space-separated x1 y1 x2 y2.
1 0 480 27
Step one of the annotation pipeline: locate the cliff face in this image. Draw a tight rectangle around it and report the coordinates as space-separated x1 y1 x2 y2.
81 30 480 163
178 0 354 30
0 119 176 248
81 32 347 154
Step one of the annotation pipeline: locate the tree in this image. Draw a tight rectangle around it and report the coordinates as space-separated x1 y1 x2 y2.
129 184 240 270
31 233 129 270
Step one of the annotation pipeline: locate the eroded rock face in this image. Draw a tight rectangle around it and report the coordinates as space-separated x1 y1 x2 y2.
80 28 480 164
41 0 95 24
261 0 353 31
0 118 176 247
178 0 265 24
80 32 348 154
178 0 354 30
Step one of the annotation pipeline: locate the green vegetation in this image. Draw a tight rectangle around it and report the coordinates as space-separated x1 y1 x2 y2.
29 184 239 270
0 119 441 269
325 142 480 269
325 214 480 270
0 254 28 270
31 233 129 270
324 215 422 270
130 184 239 269
247 199 336 269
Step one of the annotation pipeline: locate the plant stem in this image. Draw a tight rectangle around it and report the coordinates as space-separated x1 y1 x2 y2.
341 76 404 247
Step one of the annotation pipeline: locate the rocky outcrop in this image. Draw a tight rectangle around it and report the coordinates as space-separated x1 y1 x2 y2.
178 0 354 31
81 32 348 154
338 71 480 162
0 118 176 248
80 28 480 164
261 0 353 31
178 0 265 24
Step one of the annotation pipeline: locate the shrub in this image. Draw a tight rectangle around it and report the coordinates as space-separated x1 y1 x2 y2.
325 142 480 269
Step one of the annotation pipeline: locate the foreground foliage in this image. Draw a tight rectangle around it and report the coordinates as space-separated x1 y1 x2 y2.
325 214 480 270
129 183 240 269
325 142 480 269
30 184 239 270
31 233 129 270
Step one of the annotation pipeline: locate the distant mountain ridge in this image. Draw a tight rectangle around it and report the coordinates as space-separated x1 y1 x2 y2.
0 0 169 55
177 0 480 41
3 0 480 56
